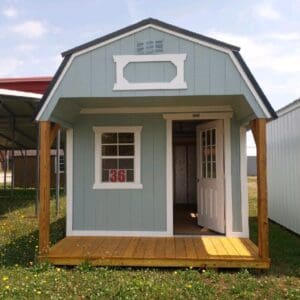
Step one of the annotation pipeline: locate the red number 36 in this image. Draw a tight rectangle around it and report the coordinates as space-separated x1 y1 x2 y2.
109 169 126 182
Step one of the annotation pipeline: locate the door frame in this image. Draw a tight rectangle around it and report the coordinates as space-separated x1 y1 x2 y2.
163 112 233 236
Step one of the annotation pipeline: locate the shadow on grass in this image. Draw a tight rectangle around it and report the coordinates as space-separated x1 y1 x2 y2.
0 189 37 216
0 216 66 267
0 189 64 216
249 217 300 277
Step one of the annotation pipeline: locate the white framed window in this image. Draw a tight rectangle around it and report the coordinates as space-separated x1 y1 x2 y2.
93 126 143 189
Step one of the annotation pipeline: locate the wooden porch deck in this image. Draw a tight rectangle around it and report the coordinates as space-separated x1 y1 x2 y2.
40 236 270 269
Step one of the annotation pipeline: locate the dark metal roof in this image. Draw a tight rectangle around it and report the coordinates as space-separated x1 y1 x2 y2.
35 18 277 120
0 91 40 149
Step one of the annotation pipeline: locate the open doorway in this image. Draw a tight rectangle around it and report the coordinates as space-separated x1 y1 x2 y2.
173 120 224 236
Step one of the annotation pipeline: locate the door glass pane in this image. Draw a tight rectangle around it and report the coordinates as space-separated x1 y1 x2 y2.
102 133 117 144
202 162 206 178
212 162 216 178
212 129 216 145
202 131 206 146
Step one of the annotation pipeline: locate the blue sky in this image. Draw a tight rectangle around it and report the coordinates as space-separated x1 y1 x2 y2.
0 0 299 112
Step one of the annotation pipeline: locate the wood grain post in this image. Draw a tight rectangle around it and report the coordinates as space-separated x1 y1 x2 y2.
251 118 269 259
38 121 51 256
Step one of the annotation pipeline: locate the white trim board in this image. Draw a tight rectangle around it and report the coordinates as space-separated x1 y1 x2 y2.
36 23 271 121
113 53 187 90
80 106 233 114
66 128 73 236
240 126 249 237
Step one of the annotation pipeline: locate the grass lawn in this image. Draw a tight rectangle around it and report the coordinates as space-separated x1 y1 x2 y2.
0 180 299 299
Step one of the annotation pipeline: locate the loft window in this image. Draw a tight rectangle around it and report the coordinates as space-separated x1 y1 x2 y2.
93 126 143 189
136 40 164 54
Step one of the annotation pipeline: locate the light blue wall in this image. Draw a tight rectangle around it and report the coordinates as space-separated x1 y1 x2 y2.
71 113 242 233
40 27 265 121
72 114 166 231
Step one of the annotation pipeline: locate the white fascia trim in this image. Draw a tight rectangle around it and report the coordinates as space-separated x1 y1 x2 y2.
0 88 42 99
240 126 249 238
163 112 233 120
66 128 73 236
227 231 249 238
68 230 171 237
93 183 143 189
223 118 233 237
35 23 271 121
80 105 233 114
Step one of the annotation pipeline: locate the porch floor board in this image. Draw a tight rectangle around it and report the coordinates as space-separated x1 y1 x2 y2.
40 236 270 269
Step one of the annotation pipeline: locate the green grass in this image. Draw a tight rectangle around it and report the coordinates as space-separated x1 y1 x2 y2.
0 182 300 299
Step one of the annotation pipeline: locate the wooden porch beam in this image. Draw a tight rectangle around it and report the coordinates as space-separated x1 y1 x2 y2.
50 123 61 146
250 118 269 259
38 121 60 256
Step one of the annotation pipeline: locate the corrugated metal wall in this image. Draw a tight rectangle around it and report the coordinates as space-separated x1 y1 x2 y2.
267 108 300 234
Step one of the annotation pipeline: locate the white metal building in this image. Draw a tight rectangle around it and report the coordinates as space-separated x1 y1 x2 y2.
267 99 300 235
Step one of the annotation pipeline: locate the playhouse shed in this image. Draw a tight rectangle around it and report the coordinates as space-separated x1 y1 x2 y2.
35 18 276 268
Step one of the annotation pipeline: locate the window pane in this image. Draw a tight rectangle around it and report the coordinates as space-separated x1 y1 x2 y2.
119 145 134 156
102 159 117 169
102 145 117 156
202 131 206 146
212 162 216 178
212 129 216 145
127 170 134 182
119 159 134 169
102 133 117 144
202 162 206 178
207 130 211 145
119 133 134 143
102 169 109 182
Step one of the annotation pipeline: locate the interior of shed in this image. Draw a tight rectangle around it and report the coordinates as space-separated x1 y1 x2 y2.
172 120 220 236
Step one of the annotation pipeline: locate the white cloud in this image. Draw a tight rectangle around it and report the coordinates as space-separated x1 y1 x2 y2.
11 21 47 39
269 32 300 41
254 2 281 20
16 44 36 52
3 6 18 18
208 30 300 74
0 57 23 76
124 0 139 21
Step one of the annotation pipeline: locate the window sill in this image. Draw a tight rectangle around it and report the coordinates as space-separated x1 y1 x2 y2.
93 182 143 190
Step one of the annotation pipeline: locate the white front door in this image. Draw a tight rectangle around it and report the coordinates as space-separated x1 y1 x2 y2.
196 120 225 234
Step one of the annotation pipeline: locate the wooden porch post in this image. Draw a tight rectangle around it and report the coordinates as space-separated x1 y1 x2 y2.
250 118 269 259
39 121 60 256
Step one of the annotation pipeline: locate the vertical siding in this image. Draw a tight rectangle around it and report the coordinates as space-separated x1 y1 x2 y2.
72 114 166 232
267 108 300 234
71 113 242 234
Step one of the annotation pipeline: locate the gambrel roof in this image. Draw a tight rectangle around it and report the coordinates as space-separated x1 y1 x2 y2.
36 18 277 120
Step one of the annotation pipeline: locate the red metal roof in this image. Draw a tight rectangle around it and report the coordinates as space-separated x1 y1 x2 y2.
0 76 52 94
